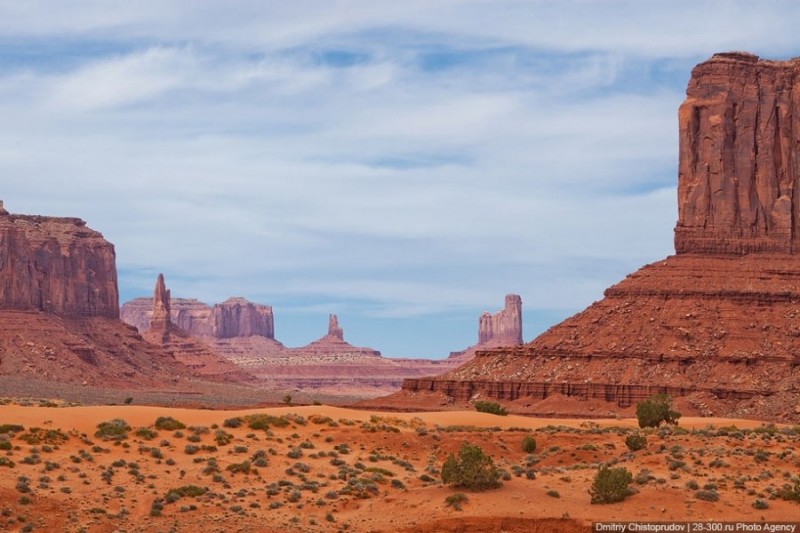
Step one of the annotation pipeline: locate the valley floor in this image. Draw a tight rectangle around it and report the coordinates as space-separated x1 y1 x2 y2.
0 403 798 532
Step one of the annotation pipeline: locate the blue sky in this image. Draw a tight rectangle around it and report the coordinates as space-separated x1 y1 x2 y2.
2 1 800 357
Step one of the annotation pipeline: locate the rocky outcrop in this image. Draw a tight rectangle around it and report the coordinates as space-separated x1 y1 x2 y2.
141 274 251 381
676 52 800 255
398 53 800 422
447 294 523 361
478 294 522 345
0 202 118 318
122 296 275 339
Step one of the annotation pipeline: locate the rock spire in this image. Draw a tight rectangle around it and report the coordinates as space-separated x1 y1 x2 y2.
327 314 344 340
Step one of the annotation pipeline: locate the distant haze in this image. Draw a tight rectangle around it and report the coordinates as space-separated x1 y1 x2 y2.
2 1 800 357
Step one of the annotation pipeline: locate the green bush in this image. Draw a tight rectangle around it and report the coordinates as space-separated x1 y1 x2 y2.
635 394 681 428
95 419 130 441
154 417 186 431
135 427 158 440
521 435 537 453
695 489 719 502
625 433 647 451
441 443 501 491
777 481 800 502
444 492 468 510
473 401 507 416
589 466 633 504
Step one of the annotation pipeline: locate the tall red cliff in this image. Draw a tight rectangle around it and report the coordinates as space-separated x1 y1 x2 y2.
0 203 118 318
676 52 800 254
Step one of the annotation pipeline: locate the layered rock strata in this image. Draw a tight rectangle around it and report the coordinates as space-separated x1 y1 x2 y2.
400 53 800 422
0 203 118 318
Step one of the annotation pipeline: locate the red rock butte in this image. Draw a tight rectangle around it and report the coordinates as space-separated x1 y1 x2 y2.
398 53 800 422
0 204 118 318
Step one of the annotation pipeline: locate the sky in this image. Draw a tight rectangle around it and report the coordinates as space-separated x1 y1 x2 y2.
2 1 800 358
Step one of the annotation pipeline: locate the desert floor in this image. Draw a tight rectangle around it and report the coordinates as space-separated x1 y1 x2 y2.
0 401 798 532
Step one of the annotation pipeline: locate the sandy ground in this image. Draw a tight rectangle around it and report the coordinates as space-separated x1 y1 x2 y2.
0 403 798 532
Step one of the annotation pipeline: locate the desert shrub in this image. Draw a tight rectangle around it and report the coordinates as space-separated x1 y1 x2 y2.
589 466 633 504
521 435 537 453
154 417 186 431
0 440 11 451
227 461 251 475
473 401 507 416
135 428 158 440
19 428 68 445
222 417 242 429
0 424 24 434
441 443 501 491
183 444 200 455
444 492 468 510
636 394 680 428
95 419 130 441
0 457 15 468
777 481 800 502
214 430 233 446
752 498 769 509
546 490 560 498
165 485 207 501
625 433 647 451
695 489 719 502
249 414 291 431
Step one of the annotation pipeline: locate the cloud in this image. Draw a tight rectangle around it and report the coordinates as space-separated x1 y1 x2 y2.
0 1 796 356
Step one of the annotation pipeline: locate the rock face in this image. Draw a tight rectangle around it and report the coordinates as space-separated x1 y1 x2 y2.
478 294 522 345
0 203 118 318
676 52 800 255
122 296 275 339
398 53 800 422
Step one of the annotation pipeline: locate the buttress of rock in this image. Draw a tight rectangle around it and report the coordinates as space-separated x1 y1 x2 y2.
327 314 344 341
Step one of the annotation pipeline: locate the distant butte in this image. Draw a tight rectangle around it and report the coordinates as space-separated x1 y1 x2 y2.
396 53 800 422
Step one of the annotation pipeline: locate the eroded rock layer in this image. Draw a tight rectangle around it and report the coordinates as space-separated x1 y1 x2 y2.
0 207 118 318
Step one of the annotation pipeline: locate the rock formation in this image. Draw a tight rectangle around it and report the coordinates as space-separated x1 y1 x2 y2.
398 53 800 422
447 294 523 361
122 296 275 339
327 314 344 340
150 273 171 339
0 202 118 318
0 205 250 388
141 274 251 381
478 294 522 345
676 52 800 255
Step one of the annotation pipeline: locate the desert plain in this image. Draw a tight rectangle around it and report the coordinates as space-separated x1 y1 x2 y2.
0 399 798 532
